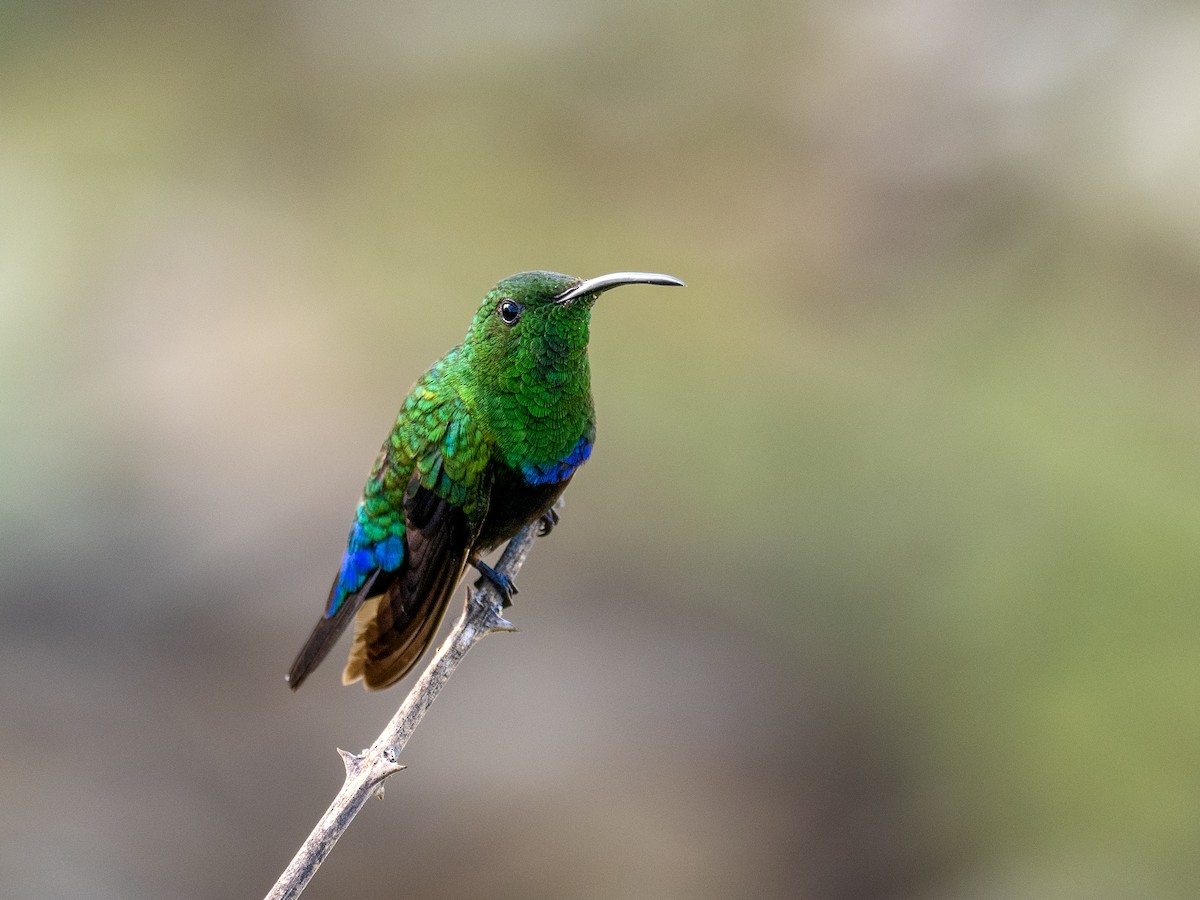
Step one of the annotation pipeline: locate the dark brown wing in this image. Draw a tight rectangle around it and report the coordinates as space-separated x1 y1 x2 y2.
341 477 477 690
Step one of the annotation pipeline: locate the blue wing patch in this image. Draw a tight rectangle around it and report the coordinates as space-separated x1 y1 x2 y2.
325 521 406 617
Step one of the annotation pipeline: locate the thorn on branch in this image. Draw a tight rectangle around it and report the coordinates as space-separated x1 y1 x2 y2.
337 748 364 777
371 747 406 782
466 587 519 633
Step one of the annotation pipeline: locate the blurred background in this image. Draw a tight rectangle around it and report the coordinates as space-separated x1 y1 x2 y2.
3 1 1199 897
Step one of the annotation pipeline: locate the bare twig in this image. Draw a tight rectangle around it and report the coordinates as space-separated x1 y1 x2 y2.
265 521 540 900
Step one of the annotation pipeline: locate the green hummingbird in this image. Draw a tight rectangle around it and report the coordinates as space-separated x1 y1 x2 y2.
287 270 685 691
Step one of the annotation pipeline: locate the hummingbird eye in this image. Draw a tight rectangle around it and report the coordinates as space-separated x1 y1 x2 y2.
497 299 523 326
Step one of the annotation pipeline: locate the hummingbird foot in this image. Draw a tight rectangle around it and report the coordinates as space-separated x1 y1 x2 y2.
471 557 519 608
536 508 560 537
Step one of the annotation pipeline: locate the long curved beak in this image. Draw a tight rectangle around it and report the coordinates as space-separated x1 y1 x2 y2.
555 271 685 305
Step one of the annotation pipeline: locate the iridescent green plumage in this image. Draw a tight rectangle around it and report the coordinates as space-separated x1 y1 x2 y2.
287 270 683 691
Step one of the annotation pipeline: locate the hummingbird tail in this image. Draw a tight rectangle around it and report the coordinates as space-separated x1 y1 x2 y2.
286 573 376 691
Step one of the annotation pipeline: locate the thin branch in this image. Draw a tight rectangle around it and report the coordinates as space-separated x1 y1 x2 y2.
265 521 541 900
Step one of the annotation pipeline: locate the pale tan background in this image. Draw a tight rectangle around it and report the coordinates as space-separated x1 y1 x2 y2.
3 2 1199 898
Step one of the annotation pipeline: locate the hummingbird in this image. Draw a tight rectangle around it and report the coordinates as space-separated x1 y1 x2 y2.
287 270 685 691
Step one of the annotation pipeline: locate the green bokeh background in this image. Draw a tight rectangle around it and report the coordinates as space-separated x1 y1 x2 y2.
3 2 1198 898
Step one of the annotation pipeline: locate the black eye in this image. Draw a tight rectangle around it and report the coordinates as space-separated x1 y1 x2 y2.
498 299 523 325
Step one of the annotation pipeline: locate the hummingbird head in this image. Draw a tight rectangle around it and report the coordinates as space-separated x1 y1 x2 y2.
463 270 684 377
460 270 683 448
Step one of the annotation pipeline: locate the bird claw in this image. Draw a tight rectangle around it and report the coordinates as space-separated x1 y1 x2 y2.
472 558 519 608
537 508 561 537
